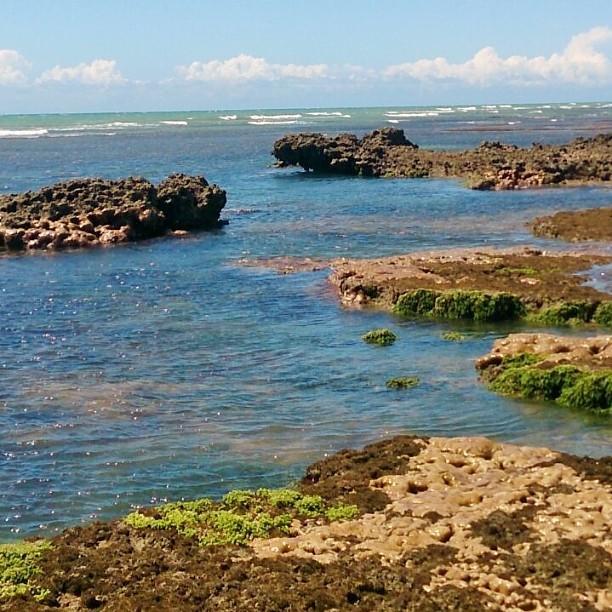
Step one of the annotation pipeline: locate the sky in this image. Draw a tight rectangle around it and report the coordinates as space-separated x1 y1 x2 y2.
1 0 611 114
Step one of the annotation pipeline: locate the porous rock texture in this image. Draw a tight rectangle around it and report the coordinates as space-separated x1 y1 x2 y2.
476 333 612 372
0 174 226 252
530 207 612 242
273 128 612 190
3 435 611 611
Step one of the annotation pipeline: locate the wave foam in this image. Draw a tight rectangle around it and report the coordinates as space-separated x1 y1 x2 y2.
161 120 188 126
219 115 238 120
305 111 351 117
248 120 300 125
385 111 440 118
0 128 48 139
250 114 302 120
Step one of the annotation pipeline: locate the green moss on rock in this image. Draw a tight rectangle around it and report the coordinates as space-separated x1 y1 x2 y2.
0 540 52 603
362 328 397 346
529 301 598 326
394 289 524 322
386 376 420 390
482 354 611 413
593 302 612 327
123 487 360 547
394 289 440 317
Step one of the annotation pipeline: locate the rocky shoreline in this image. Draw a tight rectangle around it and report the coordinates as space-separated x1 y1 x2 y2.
0 174 226 253
530 207 612 242
273 128 612 190
329 247 612 326
476 333 612 412
1 435 610 611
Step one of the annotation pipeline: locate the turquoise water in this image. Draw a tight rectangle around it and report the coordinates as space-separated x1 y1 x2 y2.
1 103 611 539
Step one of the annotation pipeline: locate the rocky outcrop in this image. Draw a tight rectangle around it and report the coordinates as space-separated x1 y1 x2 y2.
2 435 611 610
273 128 612 190
329 247 612 325
531 206 612 242
476 333 612 412
0 173 226 252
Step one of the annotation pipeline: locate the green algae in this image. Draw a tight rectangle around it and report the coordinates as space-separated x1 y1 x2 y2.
593 301 612 327
483 354 611 413
362 328 397 346
123 488 359 547
528 301 598 326
494 266 539 278
386 376 420 390
394 289 610 327
441 331 466 341
394 289 524 322
0 540 52 603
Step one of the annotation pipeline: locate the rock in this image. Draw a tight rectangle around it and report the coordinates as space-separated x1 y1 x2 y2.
0 174 227 253
530 206 612 242
476 333 612 412
327 247 612 326
273 129 612 190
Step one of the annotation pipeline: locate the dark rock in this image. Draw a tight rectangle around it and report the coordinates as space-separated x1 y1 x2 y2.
273 129 612 190
0 174 227 253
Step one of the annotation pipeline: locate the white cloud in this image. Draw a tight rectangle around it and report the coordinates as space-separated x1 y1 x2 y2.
178 54 328 81
0 49 30 85
38 59 125 85
384 27 612 85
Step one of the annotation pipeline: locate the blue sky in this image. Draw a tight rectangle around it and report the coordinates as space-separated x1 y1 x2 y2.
1 0 611 113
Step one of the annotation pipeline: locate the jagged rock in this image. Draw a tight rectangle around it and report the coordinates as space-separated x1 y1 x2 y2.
0 173 226 252
273 129 612 190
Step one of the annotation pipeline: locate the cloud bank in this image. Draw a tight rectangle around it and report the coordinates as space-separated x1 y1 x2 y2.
38 59 125 85
0 49 30 85
1 28 610 93
178 54 328 81
384 26 612 84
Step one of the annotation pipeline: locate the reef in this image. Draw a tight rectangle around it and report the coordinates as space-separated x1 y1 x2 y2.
1 435 611 610
330 247 612 326
476 333 612 412
273 128 612 190
0 174 226 252
530 207 612 242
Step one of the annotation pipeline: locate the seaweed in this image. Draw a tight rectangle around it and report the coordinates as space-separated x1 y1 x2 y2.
0 540 52 602
386 376 420 390
362 328 397 346
395 289 524 322
481 353 611 412
123 487 359 547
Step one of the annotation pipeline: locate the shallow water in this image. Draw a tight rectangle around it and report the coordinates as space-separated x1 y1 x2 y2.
1 104 611 539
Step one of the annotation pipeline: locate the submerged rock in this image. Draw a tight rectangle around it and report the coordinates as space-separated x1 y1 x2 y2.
0 173 226 253
2 435 611 610
362 328 397 346
476 333 612 412
273 128 612 190
530 206 612 242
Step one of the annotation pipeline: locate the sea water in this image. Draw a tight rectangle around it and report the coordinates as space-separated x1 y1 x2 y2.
1 103 611 539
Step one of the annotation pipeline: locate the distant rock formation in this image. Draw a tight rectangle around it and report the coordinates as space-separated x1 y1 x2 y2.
0 173 226 252
273 128 612 190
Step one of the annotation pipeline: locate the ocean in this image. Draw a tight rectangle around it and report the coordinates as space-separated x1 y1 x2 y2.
1 102 611 539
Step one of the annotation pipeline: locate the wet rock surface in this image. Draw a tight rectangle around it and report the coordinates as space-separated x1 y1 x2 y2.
531 207 612 242
329 246 611 321
3 435 611 611
0 174 226 253
475 333 612 412
273 128 612 190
